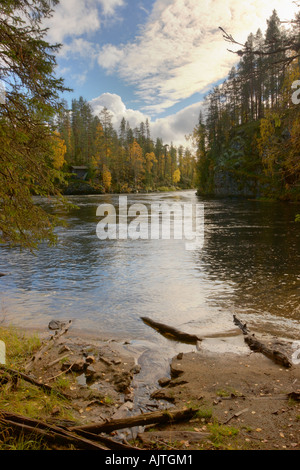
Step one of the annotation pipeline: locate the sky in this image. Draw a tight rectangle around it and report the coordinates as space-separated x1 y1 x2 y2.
45 0 299 148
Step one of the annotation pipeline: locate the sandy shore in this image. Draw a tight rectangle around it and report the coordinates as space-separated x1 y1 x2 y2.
3 321 300 450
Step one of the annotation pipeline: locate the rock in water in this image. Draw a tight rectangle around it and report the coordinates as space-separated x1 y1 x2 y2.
48 320 67 331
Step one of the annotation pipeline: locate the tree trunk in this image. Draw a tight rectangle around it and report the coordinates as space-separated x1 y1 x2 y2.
141 317 202 344
70 407 198 435
233 315 292 368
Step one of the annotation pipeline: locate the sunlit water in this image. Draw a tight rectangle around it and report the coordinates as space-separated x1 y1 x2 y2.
0 190 299 384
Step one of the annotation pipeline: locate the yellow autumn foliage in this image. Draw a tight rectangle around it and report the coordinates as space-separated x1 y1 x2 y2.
172 168 181 184
52 131 67 170
102 165 112 192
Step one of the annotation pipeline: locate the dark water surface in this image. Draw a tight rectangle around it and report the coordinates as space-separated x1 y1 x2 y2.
0 190 299 348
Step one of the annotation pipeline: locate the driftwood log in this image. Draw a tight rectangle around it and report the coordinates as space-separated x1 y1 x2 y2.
70 407 198 435
25 320 72 373
141 317 202 345
233 315 292 368
0 411 137 450
0 364 71 399
0 411 109 450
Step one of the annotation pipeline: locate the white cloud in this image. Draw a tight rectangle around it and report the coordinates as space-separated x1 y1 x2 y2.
97 45 125 71
59 38 98 60
90 93 147 129
89 92 202 147
71 71 89 86
99 0 125 16
46 0 100 43
98 0 298 115
151 101 204 147
46 0 125 43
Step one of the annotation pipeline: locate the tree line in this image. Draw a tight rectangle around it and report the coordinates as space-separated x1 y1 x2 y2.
1 1 299 250
56 98 197 193
193 9 300 201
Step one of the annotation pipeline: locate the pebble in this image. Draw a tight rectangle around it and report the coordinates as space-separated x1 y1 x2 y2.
85 355 95 364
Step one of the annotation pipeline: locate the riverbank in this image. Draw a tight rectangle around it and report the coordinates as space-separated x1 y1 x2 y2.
0 322 299 450
149 346 300 450
60 178 190 196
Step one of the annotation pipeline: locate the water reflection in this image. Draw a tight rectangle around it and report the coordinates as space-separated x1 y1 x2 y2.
0 191 299 342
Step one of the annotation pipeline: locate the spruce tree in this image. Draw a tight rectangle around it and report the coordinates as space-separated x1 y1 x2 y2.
0 0 68 249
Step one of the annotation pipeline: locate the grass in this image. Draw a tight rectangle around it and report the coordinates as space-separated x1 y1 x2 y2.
0 427 49 450
0 369 74 421
54 375 72 391
216 387 242 398
0 325 76 450
195 407 213 421
208 422 239 450
0 325 41 369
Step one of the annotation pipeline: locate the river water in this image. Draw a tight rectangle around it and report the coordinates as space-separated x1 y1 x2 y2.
0 190 299 379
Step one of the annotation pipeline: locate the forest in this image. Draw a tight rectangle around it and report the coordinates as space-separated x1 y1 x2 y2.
1 2 300 249
192 9 300 201
55 99 197 195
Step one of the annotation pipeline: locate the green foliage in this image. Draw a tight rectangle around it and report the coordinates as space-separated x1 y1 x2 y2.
0 0 70 249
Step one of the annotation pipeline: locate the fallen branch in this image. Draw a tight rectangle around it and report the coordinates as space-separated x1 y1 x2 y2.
233 315 250 335
233 315 292 368
0 364 71 400
223 408 249 425
0 411 139 450
47 362 77 383
141 317 202 344
70 407 198 435
25 320 72 373
44 355 70 370
0 411 109 450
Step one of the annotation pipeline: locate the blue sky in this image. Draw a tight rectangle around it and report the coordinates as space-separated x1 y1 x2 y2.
46 0 298 147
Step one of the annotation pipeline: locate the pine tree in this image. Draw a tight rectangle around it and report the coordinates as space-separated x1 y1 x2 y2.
264 10 286 108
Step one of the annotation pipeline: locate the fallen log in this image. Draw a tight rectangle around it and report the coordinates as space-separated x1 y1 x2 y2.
233 315 292 368
141 317 202 344
233 315 250 335
25 320 72 373
0 411 109 450
0 365 71 400
0 411 138 450
70 407 198 435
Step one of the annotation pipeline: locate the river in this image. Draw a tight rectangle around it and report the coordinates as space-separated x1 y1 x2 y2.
0 190 299 381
